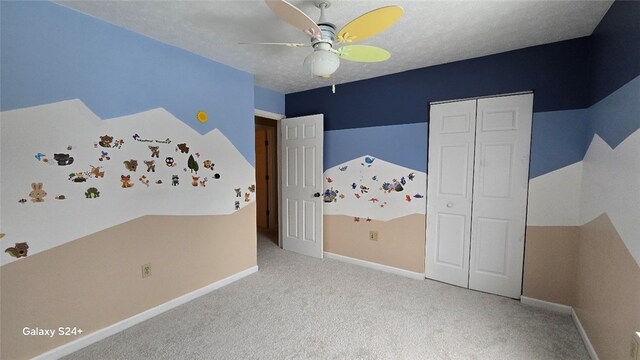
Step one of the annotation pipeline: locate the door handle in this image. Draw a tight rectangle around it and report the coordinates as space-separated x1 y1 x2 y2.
313 192 321 198
446 202 453 208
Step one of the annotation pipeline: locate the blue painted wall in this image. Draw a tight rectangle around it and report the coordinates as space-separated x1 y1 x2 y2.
289 1 640 178
325 123 428 172
287 37 591 131
590 0 640 106
254 85 285 115
0 1 256 164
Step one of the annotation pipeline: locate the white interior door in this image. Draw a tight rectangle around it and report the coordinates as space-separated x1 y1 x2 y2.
468 94 532 298
426 100 477 288
279 115 324 258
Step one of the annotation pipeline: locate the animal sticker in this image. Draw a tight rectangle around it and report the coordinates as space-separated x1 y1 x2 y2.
99 151 111 161
165 157 176 167
53 153 74 166
35 153 46 161
199 177 208 187
85 187 100 198
5 242 29 258
144 160 156 172
234 188 242 197
139 175 150 187
171 175 179 186
191 176 199 187
248 185 256 193
235 201 240 210
244 193 251 202
203 160 214 170
148 146 160 158
120 175 134 188
55 195 66 200
69 172 87 183
176 143 189 153
89 165 105 178
98 135 114 148
123 159 138 172
29 182 47 202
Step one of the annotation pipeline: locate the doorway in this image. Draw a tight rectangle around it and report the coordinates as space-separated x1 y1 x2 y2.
255 116 279 245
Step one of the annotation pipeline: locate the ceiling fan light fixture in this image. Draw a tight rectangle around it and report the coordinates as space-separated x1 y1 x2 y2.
304 48 340 78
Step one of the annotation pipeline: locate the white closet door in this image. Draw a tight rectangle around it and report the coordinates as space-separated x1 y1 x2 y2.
426 100 477 288
468 94 533 298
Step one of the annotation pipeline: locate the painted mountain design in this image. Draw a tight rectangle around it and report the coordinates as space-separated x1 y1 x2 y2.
323 155 427 221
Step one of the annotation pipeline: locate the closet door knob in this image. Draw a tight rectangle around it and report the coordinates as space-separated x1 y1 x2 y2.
446 202 453 208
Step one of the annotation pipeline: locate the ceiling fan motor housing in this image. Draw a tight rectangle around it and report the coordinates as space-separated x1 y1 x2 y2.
312 22 337 48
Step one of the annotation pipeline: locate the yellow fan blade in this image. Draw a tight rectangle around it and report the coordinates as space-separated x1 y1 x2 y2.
338 45 390 62
337 6 403 44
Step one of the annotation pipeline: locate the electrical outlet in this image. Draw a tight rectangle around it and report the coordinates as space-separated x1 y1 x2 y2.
141 263 151 278
369 230 378 241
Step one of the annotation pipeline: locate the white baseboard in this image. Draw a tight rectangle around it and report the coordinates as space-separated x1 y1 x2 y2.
572 308 600 360
520 296 572 315
33 265 259 360
519 296 598 360
324 252 425 280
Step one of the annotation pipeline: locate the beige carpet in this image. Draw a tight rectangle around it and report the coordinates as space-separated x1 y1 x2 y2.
64 230 589 359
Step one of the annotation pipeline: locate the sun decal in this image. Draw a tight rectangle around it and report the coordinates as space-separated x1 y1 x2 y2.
196 111 208 124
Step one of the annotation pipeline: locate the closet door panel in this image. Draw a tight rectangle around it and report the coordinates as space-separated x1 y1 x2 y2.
469 94 533 299
426 100 477 288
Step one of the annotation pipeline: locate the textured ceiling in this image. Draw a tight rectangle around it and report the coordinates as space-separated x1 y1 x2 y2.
57 0 613 94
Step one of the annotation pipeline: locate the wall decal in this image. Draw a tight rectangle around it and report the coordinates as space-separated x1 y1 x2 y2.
155 180 163 185
235 201 240 210
133 133 140 141
244 193 250 202
213 173 221 179
144 160 156 172
35 153 46 161
165 157 175 167
98 135 113 148
354 217 360 222
53 153 74 166
0 233 5 239
120 175 134 188
18 199 27 204
69 172 87 183
139 175 150 187
29 182 47 202
413 194 424 198
405 195 412 202
196 111 208 124
99 151 111 161
187 155 199 174
339 166 348 171
195 152 200 158
234 188 242 197
148 146 160 158
176 143 189 154
55 195 66 200
5 242 29 258
203 160 214 170
171 175 179 186
324 188 339 203
123 159 138 172
84 187 100 198
89 165 105 178
191 176 200 187
248 185 256 193
199 177 208 187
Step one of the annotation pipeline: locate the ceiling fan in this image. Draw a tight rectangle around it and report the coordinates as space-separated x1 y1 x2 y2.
252 0 403 79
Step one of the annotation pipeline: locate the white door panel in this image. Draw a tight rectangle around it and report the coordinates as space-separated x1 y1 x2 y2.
280 115 323 258
469 94 532 298
426 100 476 288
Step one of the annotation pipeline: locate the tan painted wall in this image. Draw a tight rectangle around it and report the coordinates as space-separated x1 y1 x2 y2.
574 214 640 360
0 203 257 360
324 214 425 273
522 226 580 305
